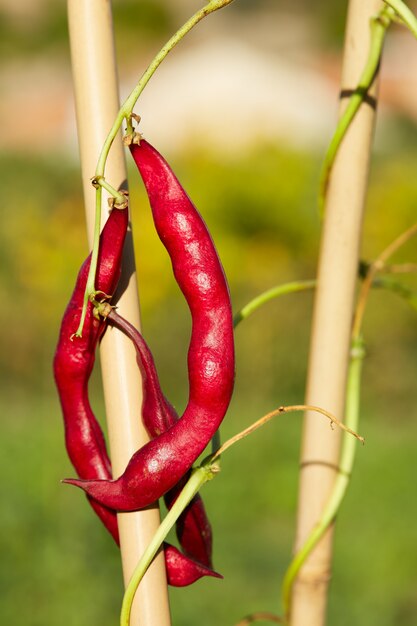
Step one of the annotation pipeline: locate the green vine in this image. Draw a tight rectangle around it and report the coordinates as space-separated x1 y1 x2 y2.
233 280 316 327
281 337 365 621
383 0 417 37
232 271 417 331
74 0 236 338
120 461 218 626
373 276 417 312
318 5 394 215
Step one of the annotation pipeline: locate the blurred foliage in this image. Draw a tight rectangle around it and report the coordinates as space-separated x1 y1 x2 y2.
0 0 348 61
236 0 348 46
1 137 417 625
298 0 348 46
0 0 173 59
0 5 68 59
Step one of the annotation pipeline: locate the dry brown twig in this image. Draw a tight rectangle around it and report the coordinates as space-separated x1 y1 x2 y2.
353 222 417 337
212 404 364 463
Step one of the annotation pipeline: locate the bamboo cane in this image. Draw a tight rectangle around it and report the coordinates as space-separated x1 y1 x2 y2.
66 2 171 625
289 1 384 624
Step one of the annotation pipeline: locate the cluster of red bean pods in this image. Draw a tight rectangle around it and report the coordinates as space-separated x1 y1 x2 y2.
54 137 235 585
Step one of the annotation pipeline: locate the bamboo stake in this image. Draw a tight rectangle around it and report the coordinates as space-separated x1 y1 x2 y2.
66 2 171 625
289 1 384 624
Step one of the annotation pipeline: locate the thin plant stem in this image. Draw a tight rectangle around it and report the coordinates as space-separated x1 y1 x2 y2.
73 187 104 338
228 278 316 453
379 262 417 274
211 404 363 464
383 0 417 37
232 272 417 334
374 222 417 265
233 258 417 332
74 0 235 337
233 280 316 328
92 176 127 203
281 337 365 621
372 276 417 312
96 0 235 179
318 5 394 215
120 462 218 626
353 222 417 338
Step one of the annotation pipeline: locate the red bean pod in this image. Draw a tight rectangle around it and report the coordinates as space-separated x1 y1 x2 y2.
54 204 129 543
105 307 214 568
64 138 235 511
164 544 221 587
55 204 216 585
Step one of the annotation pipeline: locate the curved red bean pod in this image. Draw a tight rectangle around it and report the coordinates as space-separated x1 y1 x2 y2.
54 209 219 586
55 205 216 585
64 138 235 511
105 307 214 568
54 204 129 543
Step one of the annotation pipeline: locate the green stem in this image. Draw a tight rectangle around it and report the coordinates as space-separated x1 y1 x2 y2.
92 176 126 204
86 187 104 300
232 269 417 334
215 278 314 468
318 6 394 215
383 0 417 37
73 186 103 338
96 0 235 180
373 276 417 312
281 337 365 621
120 461 218 626
76 0 235 338
233 280 316 328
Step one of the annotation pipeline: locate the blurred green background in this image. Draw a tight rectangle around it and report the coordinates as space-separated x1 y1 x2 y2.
1 1 417 625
